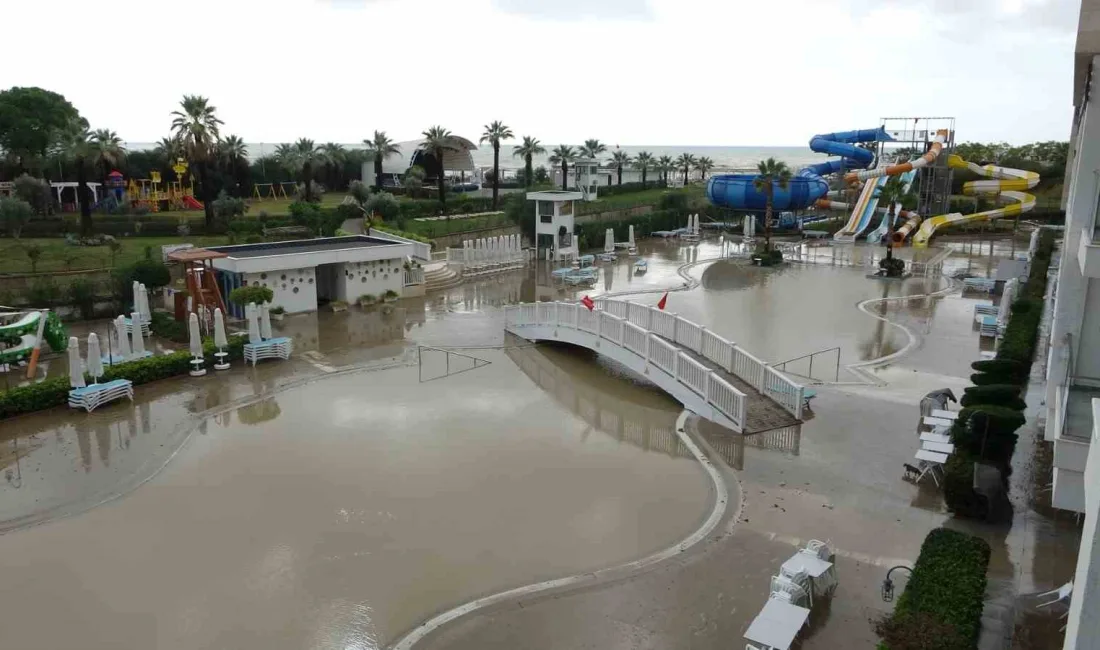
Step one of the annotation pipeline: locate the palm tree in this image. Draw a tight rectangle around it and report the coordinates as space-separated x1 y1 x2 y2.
548 145 576 191
581 139 607 159
512 136 546 188
873 174 918 264
220 135 249 196
694 156 714 182
752 157 791 251
364 131 400 191
154 136 181 160
480 120 514 209
287 138 329 202
170 95 223 226
55 120 94 236
633 151 654 188
421 126 459 214
657 155 674 184
676 153 697 185
89 129 126 190
609 150 632 186
320 142 346 190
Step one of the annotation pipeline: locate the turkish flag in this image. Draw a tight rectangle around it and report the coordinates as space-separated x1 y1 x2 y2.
581 295 595 311
657 292 668 311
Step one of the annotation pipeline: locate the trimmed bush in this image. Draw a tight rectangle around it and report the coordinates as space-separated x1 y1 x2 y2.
942 455 989 520
970 359 1026 381
228 285 274 306
0 377 71 419
875 528 991 650
68 278 98 320
150 311 188 343
952 404 1026 461
594 180 668 197
960 385 1025 411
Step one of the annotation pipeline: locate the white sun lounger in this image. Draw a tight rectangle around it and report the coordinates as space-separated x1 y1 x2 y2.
914 449 949 486
922 440 955 455
931 409 958 420
920 432 952 444
744 598 810 650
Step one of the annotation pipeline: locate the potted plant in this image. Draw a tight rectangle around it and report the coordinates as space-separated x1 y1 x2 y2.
270 305 285 321
357 294 376 307
330 300 349 313
383 289 399 303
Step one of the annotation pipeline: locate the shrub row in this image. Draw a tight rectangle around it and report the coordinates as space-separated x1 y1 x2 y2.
875 528 991 650
0 335 246 420
944 230 1056 518
592 180 668 197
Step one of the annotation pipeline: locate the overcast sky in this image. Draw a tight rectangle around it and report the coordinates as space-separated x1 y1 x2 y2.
2 0 1079 146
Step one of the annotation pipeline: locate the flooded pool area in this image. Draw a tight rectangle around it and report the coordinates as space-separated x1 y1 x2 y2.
0 232 1078 650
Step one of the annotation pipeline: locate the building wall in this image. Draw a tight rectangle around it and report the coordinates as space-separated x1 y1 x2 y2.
335 258 405 302
243 267 317 314
1079 279 1100 382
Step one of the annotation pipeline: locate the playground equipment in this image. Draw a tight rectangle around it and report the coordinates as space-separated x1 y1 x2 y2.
124 158 203 212
252 182 295 201
0 310 67 373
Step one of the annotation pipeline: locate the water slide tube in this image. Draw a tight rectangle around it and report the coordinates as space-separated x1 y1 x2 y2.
0 311 67 364
910 155 1039 247
866 169 918 244
706 127 893 212
843 129 950 185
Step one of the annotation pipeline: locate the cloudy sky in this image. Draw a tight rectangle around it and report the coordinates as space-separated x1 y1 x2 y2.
2 0 1080 146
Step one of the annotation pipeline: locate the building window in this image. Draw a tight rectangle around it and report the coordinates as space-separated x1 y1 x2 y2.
560 201 572 216
293 287 299 294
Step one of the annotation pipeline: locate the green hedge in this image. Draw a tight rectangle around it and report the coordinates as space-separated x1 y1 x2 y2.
593 180 668 197
970 359 1026 380
960 385 1026 411
876 528 991 650
0 335 246 420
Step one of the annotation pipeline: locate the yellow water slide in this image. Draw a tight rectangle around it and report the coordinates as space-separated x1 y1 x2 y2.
910 155 1039 247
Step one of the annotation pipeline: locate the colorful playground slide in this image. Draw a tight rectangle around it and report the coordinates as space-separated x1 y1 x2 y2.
706 127 893 212
910 155 1039 247
182 196 204 210
0 311 67 364
866 169 918 244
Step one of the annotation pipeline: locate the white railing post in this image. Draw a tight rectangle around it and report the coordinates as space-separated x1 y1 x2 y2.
671 312 678 341
575 303 581 329
644 332 651 372
595 309 602 344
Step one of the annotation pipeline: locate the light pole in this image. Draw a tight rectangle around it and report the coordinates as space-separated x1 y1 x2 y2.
881 565 913 602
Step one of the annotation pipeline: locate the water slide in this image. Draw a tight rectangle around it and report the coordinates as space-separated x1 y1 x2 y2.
182 196 204 210
866 169 918 244
0 311 67 364
910 155 1039 247
706 127 894 212
833 176 888 243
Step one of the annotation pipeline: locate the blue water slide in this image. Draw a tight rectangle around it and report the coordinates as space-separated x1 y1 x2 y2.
706 126 894 212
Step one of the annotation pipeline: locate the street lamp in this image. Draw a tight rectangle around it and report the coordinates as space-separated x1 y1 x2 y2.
881 565 912 602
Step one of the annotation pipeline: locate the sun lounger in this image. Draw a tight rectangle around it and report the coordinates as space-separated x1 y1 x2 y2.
922 415 953 428
68 379 134 412
963 277 996 293
921 440 955 454
243 336 293 366
930 409 957 420
920 432 952 444
914 449 949 486
744 598 810 650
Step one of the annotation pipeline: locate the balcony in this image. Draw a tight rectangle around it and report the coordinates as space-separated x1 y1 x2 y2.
1052 387 1100 512
1077 226 1100 277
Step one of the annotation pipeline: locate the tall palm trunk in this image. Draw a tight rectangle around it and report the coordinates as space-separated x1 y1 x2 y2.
436 157 447 215
641 168 647 188
560 161 568 190
525 155 533 188
76 157 93 237
492 143 500 209
617 167 622 185
373 158 384 191
764 187 773 251
196 161 215 227
303 161 314 202
682 166 689 185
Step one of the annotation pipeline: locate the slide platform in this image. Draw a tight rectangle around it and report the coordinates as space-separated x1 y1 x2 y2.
182 196 204 210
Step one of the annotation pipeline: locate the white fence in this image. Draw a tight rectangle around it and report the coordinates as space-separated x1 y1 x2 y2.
404 267 425 286
367 228 432 262
505 301 751 429
593 298 803 419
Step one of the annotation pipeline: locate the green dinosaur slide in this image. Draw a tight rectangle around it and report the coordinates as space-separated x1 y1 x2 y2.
0 311 67 364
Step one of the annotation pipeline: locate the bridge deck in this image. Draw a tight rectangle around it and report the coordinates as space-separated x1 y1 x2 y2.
653 332 802 434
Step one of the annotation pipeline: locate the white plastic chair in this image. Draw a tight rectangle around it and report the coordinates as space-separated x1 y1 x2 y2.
802 539 831 560
770 575 810 607
1037 581 1073 608
779 567 813 607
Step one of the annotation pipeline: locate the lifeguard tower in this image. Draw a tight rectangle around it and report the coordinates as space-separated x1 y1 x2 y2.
528 190 582 262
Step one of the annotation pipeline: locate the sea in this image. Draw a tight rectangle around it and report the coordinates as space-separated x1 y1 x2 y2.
122 142 821 173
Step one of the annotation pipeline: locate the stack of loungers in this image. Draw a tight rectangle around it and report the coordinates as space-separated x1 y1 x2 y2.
68 379 134 412
244 337 293 366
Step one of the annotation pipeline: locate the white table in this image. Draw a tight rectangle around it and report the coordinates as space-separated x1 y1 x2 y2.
744 598 811 650
922 416 953 427
920 432 952 444
922 441 955 454
931 409 958 420
781 552 833 578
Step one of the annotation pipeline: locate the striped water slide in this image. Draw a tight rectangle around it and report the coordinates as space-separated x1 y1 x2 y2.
866 169 918 243
833 175 888 243
910 155 1040 247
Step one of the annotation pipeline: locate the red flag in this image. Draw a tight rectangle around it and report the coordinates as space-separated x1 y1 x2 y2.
657 292 668 311
581 295 595 311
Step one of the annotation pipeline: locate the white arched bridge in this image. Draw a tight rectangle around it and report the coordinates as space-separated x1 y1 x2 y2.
503 299 805 434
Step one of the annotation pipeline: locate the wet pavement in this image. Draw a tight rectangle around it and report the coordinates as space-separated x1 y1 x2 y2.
0 233 1080 649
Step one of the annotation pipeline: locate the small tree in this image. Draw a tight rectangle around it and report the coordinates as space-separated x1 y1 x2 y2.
403 165 426 197
752 157 791 252
347 180 372 208
365 192 401 222
0 197 34 239
609 151 632 185
874 174 918 265
69 278 97 320
634 151 654 188
107 239 122 267
229 285 274 306
25 243 42 273
13 174 52 215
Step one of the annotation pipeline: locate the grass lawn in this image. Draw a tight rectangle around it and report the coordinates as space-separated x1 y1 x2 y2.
404 212 513 237
154 193 349 220
577 185 705 214
0 236 231 275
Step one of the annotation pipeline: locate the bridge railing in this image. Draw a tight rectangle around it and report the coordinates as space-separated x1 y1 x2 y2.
511 299 804 420
504 301 750 429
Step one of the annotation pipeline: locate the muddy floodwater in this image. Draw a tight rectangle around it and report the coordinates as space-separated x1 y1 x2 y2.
0 233 1077 650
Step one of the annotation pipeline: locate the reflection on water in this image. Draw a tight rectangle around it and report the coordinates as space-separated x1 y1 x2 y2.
505 342 692 459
